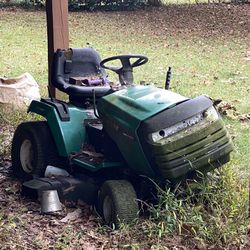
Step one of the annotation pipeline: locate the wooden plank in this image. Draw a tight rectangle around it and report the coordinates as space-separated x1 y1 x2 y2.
46 0 69 98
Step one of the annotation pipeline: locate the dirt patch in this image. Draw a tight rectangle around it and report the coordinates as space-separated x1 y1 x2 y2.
145 3 250 38
1 3 249 39
73 3 250 39
0 160 102 249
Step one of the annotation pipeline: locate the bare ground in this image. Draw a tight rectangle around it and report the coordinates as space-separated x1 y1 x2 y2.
141 3 250 38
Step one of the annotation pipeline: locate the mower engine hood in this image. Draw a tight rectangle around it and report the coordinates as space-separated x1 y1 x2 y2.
99 85 188 125
97 85 188 178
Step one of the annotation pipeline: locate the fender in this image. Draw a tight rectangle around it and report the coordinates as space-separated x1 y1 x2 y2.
28 99 87 157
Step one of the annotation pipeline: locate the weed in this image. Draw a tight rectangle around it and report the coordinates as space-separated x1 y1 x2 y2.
145 166 249 247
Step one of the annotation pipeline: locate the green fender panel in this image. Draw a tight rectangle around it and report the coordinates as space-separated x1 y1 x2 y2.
28 100 87 157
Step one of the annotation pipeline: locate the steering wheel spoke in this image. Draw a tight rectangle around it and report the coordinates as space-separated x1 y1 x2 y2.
132 57 146 67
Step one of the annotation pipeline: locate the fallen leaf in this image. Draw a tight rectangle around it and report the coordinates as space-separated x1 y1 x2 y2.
60 208 82 223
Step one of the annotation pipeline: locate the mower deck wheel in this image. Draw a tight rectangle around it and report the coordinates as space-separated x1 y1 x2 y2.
97 180 139 228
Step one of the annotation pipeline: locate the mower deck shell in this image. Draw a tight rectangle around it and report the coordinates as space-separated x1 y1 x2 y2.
22 175 98 204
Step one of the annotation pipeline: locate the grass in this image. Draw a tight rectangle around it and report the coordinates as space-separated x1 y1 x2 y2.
0 3 249 249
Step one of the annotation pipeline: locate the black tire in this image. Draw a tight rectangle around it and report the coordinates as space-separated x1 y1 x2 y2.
11 121 68 180
97 180 139 228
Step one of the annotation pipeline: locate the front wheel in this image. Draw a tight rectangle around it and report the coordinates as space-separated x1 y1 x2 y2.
11 121 67 180
97 180 139 228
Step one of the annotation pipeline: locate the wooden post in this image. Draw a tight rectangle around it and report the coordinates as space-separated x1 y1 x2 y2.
46 0 69 98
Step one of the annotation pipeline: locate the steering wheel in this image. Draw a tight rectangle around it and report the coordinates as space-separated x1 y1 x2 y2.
100 54 148 85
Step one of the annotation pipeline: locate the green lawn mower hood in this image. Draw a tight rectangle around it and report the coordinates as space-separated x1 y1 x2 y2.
98 84 233 181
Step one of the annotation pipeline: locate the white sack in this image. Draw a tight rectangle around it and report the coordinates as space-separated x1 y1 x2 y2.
0 73 41 109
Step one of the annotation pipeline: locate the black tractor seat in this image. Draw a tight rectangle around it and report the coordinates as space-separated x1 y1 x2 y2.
52 48 112 107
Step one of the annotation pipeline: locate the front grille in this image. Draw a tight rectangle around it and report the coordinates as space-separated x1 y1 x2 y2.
150 119 233 180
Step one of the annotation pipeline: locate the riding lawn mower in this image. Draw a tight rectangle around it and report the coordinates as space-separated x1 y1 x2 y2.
11 48 233 227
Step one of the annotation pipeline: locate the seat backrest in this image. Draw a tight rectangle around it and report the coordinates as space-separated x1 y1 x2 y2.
52 48 108 93
64 48 107 81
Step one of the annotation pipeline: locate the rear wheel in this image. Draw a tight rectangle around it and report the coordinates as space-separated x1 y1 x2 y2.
11 121 67 180
97 180 139 228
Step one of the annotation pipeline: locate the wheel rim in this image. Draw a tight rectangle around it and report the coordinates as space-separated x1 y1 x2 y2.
103 196 113 224
20 139 34 173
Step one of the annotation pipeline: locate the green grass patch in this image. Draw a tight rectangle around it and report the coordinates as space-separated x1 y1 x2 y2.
143 166 250 247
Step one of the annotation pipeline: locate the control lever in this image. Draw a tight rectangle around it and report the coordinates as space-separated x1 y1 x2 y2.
165 67 171 90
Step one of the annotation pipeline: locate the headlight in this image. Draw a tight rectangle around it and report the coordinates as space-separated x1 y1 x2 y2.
203 106 219 122
150 106 219 143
